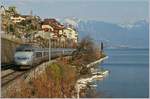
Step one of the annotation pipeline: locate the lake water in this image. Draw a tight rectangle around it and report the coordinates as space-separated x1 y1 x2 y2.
93 49 149 98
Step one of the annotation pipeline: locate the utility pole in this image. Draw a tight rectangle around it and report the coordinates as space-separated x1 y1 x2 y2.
49 31 51 61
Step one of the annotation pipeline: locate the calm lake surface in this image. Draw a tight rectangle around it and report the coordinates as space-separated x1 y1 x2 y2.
94 49 149 98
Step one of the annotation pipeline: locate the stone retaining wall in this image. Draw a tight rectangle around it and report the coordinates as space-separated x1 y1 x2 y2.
1 38 22 64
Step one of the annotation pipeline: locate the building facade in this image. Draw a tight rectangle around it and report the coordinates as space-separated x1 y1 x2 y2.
63 27 78 48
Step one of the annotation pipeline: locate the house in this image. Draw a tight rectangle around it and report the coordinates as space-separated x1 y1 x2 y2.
41 18 66 47
10 14 32 23
10 15 25 23
42 25 54 32
63 27 78 48
10 12 37 23
40 18 78 48
41 18 64 34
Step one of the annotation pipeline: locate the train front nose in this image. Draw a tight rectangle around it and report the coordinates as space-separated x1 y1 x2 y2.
15 57 31 65
14 51 33 66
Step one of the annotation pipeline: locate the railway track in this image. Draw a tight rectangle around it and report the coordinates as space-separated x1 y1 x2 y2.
1 64 14 70
1 70 26 86
1 62 46 87
1 58 58 87
1 63 30 87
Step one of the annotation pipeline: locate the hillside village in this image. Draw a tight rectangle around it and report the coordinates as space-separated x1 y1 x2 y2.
1 6 78 48
1 5 108 98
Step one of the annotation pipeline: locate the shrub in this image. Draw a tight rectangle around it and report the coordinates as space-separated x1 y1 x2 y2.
71 36 104 76
5 63 77 98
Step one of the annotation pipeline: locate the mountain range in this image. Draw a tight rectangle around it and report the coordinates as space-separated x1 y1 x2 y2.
60 18 149 49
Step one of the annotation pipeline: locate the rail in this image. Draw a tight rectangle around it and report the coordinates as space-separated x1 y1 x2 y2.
1 71 26 86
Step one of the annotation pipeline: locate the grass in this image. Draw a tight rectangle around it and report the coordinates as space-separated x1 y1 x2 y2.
5 61 77 98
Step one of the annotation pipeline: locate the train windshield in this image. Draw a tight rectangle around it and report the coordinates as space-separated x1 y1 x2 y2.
16 44 33 52
16 49 33 52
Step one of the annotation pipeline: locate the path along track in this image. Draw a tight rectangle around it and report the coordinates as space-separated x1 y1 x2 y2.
1 67 27 87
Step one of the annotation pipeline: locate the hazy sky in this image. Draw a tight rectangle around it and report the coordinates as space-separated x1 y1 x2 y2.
1 0 149 24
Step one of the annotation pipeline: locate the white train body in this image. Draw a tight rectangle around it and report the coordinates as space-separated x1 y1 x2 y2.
14 44 75 68
15 51 34 66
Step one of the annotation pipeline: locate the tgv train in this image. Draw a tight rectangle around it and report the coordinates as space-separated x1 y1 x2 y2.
14 44 75 69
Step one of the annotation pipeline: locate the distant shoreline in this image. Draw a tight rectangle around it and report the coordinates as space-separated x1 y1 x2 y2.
105 48 149 50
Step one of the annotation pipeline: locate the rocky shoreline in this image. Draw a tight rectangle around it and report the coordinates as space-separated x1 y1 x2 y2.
75 56 109 98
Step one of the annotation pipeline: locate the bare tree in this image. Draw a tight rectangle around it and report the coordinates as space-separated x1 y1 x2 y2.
71 36 102 76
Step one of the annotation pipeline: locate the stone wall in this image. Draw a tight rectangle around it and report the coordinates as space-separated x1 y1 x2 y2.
1 38 22 64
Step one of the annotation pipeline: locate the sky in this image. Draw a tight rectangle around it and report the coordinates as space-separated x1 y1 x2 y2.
1 0 149 24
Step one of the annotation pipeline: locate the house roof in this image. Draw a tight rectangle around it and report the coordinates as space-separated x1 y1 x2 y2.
42 18 64 30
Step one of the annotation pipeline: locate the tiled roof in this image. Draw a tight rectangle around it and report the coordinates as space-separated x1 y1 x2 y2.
42 18 64 29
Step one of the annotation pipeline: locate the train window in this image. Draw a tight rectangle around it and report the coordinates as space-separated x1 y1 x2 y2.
16 48 23 51
36 52 42 57
24 49 32 51
44 52 48 56
16 47 33 52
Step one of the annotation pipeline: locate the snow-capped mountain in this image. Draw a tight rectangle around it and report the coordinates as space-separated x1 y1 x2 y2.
119 20 149 29
60 17 81 27
61 18 149 48
119 24 134 29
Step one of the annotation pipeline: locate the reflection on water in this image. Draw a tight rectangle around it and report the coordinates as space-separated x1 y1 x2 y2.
89 49 149 98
